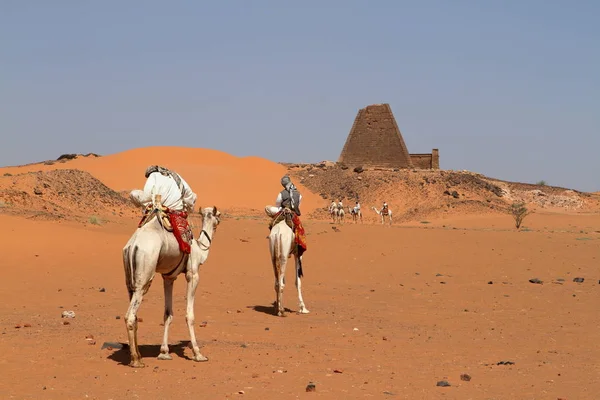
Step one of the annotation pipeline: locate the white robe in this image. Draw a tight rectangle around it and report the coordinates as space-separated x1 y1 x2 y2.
130 172 197 212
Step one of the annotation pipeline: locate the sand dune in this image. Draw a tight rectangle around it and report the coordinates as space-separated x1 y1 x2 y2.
0 147 323 215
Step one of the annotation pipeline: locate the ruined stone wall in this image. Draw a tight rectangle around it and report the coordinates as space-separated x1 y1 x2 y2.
410 154 433 169
338 104 413 168
409 149 440 169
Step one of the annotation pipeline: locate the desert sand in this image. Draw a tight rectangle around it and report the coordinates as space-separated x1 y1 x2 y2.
1 147 599 399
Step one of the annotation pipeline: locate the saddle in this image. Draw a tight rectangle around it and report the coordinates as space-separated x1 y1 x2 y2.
138 195 194 254
269 207 295 231
138 201 173 231
381 207 389 216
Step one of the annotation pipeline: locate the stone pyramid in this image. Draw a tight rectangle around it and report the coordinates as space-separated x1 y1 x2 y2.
338 103 413 169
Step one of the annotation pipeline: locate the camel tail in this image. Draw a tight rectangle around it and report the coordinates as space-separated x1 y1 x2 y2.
297 251 304 279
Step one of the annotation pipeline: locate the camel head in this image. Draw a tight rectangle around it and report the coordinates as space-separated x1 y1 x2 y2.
198 206 222 232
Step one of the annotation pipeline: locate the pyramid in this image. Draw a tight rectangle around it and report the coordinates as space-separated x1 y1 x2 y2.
338 103 413 169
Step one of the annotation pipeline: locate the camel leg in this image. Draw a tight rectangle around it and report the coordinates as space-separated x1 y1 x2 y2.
124 289 145 368
184 270 208 362
295 256 309 314
274 247 287 317
158 277 175 360
276 267 286 317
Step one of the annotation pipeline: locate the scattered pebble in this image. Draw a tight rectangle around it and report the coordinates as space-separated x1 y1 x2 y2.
306 382 316 392
14 324 21 329
24 323 31 328
488 281 493 284
460 373 471 381
62 321 70 325
529 278 543 284
61 310 75 318
333 369 343 374
115 316 121 320
199 321 207 327
573 277 584 283
99 288 106 292
101 342 123 350
264 327 270 331
497 361 515 365
237 390 245 395
436 380 451 387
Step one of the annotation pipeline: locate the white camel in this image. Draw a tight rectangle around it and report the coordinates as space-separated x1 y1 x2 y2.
348 206 363 223
337 204 345 224
328 201 338 223
372 205 393 225
122 198 221 368
267 209 309 317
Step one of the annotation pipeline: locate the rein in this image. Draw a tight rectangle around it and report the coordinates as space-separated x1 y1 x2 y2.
198 229 212 250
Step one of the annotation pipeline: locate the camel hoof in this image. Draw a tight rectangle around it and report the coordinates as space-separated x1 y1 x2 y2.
157 353 172 361
192 354 209 362
298 308 310 314
129 360 145 368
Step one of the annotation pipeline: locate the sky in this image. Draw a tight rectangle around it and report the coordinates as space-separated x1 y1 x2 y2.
1 1 598 192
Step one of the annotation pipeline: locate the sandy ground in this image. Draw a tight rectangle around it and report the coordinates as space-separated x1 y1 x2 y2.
1 210 599 399
1 147 599 399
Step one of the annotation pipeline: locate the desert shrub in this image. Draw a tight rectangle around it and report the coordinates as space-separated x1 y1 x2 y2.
536 180 547 186
508 202 531 229
88 215 101 225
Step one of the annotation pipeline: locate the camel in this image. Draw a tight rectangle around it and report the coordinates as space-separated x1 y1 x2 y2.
336 205 345 224
122 197 221 368
268 209 309 317
328 201 344 224
372 205 393 225
328 201 338 223
348 206 363 223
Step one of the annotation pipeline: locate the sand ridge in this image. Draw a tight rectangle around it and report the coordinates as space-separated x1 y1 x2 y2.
0 146 323 217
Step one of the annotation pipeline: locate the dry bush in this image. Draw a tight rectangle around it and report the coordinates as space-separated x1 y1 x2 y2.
508 201 532 229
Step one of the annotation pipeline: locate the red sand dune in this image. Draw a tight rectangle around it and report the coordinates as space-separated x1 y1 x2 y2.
0 147 323 215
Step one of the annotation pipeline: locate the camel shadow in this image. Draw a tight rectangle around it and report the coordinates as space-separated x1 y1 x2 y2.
250 303 294 316
106 340 193 366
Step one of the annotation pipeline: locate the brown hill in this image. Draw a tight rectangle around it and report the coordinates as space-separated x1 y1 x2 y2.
0 169 138 223
283 163 599 222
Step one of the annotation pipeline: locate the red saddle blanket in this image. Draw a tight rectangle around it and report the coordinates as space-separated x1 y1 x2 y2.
168 211 193 254
292 214 307 257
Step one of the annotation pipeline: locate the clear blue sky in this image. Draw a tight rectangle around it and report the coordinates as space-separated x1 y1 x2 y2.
1 1 598 191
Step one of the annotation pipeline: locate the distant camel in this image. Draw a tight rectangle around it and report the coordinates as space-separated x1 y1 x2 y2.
122 197 221 368
328 201 338 223
329 201 345 224
372 205 393 225
348 206 363 223
336 202 345 224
